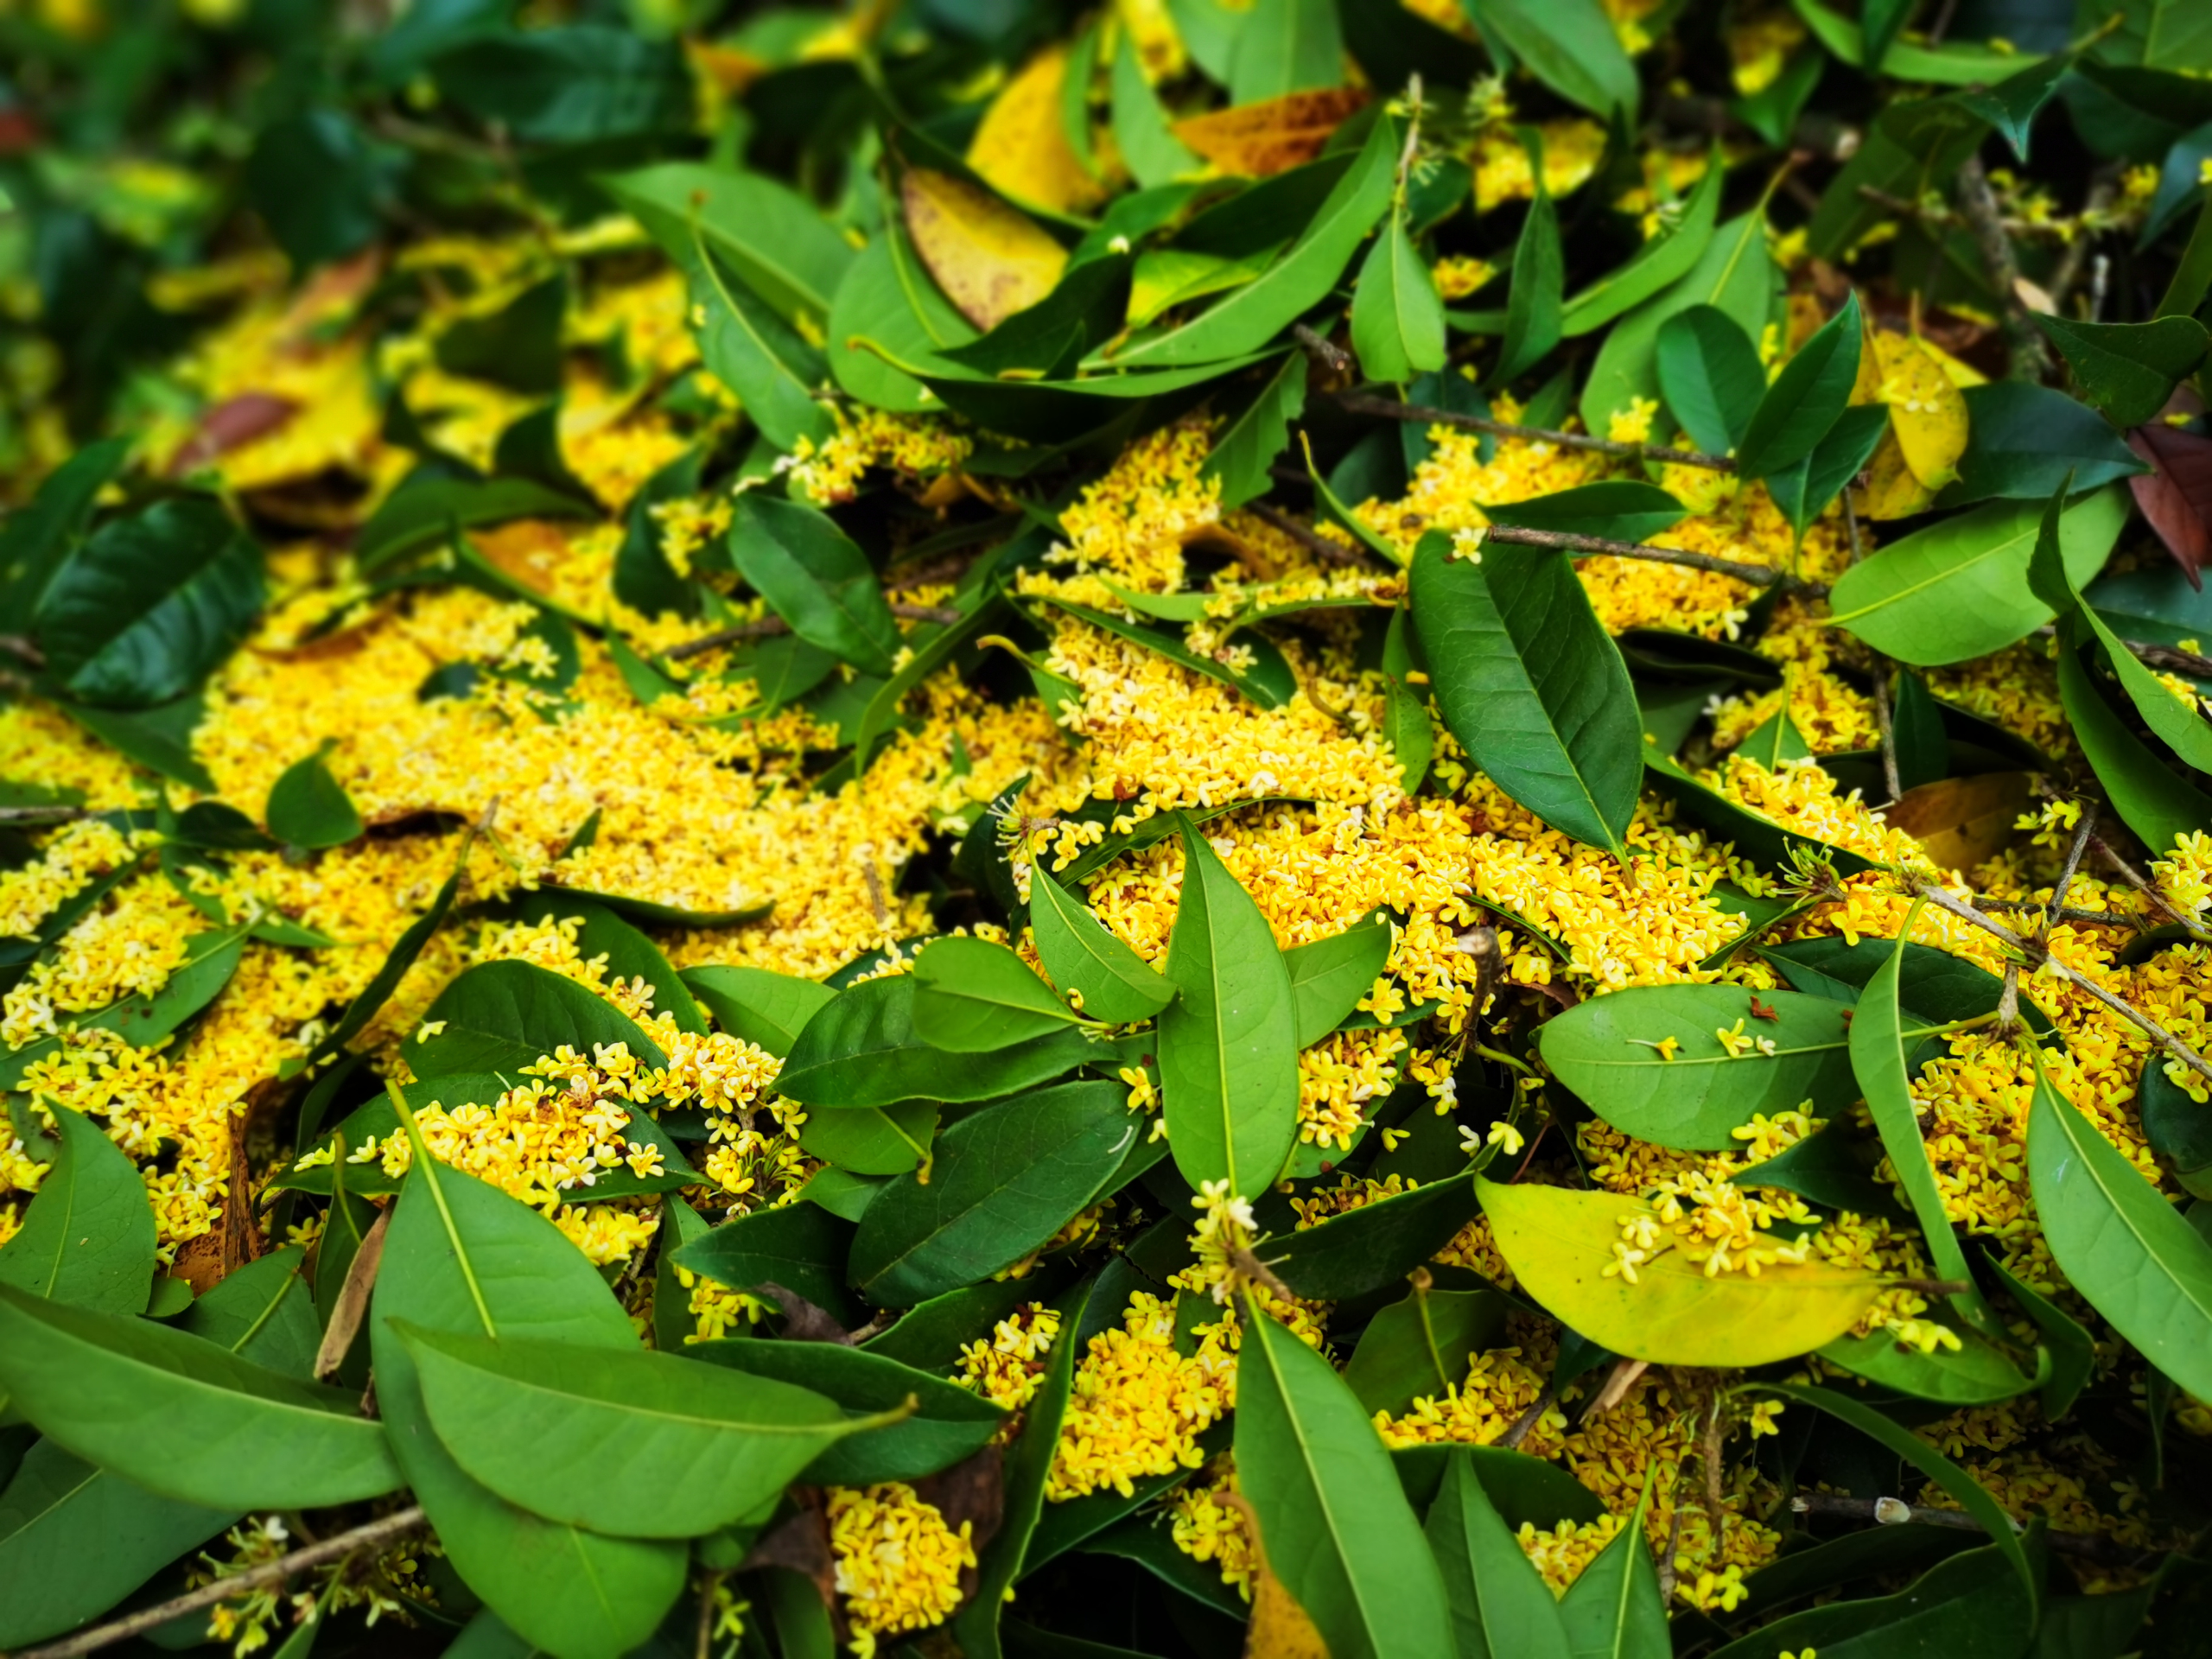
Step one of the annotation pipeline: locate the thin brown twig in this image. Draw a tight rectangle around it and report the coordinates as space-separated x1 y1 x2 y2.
1971 898 2154 928
15 1507 430 1659
1292 321 1353 377
664 603 963 663
1956 152 2055 381
1478 524 1819 593
1331 392 1738 474
1904 876 2212 1086
2087 833 2204 936
2045 801 2100 938
1243 500 1367 567
2031 625 2212 682
1499 1383 1558 1449
1789 1492 2147 1567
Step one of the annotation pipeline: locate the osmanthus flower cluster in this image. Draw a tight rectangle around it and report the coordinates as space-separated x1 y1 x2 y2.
6 1 2212 1657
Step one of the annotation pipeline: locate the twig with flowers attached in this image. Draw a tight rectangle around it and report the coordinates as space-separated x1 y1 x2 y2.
1327 391 1738 474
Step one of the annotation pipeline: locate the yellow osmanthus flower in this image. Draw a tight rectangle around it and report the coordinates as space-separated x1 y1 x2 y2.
956 1302 1064 1412
825 1482 977 1656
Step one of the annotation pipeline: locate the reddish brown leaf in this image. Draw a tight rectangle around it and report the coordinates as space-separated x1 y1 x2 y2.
168 393 301 477
315 1205 389 1383
2127 423 2212 590
1173 89 1371 178
755 1281 854 1344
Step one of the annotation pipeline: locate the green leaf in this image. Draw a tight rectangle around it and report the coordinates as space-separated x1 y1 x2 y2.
1560 156 1723 339
2037 314 2211 429
1735 292 1862 480
851 1082 1138 1305
1465 0 1641 121
1938 383 2147 507
1791 0 2054 85
1205 351 1310 511
727 494 901 678
827 226 980 414
1284 912 1393 1047
684 228 834 454
1985 1251 2095 1421
1411 531 1641 854
1269 1172 1482 1302
1583 212 1780 439
1158 814 1301 1198
1708 1541 2033 1659
1345 1285 1510 1416
1032 593 1294 709
682 964 835 1057
1483 481 1688 544
775 974 1096 1107
1817 1321 2034 1407
184 1245 320 1379
690 1338 1004 1484
1109 116 1395 370
912 936 1087 1052
0 1440 234 1650
2026 1048 2212 1405
1537 984 1859 1150
1492 181 1563 387
1655 305 1764 453
799 1090 931 1176
671 1202 861 1329
0 1106 156 1314
1228 0 1344 102
1028 869 1175 1025
600 162 855 327
403 958 665 1077
1558 1492 1669 1659
1353 213 1447 385
371 1146 685 1658
1234 1294 1453 1659
1478 1176 1882 1364
0 1284 402 1509
1383 673 1434 793
1754 1381 2037 1609
1956 54 2069 162
1425 1447 1575 1659
265 744 363 850
401 1324 873 1537
2143 1055 2212 1201
33 499 264 709
435 28 691 143
1827 486 2130 667
314 846 465 1063
511 894 703 1034
355 472 591 575
2057 638 2212 856
0 435 130 617
1110 31 1199 189
434 275 566 397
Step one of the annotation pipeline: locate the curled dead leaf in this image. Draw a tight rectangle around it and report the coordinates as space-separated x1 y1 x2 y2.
900 168 1070 332
1881 771 2036 873
1173 88 1370 178
315 1204 389 1383
167 393 302 477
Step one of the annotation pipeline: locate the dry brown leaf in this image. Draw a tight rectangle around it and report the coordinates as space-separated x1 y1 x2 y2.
2127 422 2212 589
965 43 1109 214
167 393 302 478
1882 772 2035 873
315 1205 389 1383
900 168 1070 331
754 1281 855 1344
1173 88 1370 178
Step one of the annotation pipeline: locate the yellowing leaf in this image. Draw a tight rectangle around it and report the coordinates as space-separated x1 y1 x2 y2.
1172 87 1370 178
1475 1177 1882 1366
1879 771 2034 873
1919 335 1989 390
1211 1490 1332 1659
900 168 1070 332
1859 425 1939 520
964 45 1109 215
1875 331 1970 491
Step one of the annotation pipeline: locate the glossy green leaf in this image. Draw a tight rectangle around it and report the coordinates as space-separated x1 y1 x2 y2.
1033 593 1295 708
727 494 901 678
671 1201 860 1329
1938 383 2146 506
1205 350 1311 512
2142 1055 2212 1201
371 1142 685 1659
1492 182 1562 386
1228 0 1343 102
1284 913 1392 1047
1483 481 1688 544
827 225 981 414
1345 1285 1509 1416
0 1105 156 1314
801 1098 935 1176
683 227 834 453
0 1285 401 1509
1353 212 1447 385
1234 1294 1452 1659
0 1440 233 1650
600 162 855 327
1714 1536 2032 1659
1558 1492 1669 1659
2027 1050 2212 1404
1560 156 1723 339
354 473 591 575
1538 984 1859 1150
1270 1172 1481 1302
1817 1322 2033 1407
34 499 264 710
1383 674 1434 793
1828 486 2129 667
690 1337 1003 1484
0 435 130 616
776 974 1096 1107
1029 868 1175 1025
2036 314 2209 430
184 1245 320 1379
1426 1446 1575 1659
265 744 362 850
1736 292 1862 480
1655 304 1765 453
1411 531 1641 854
512 893 705 1034
1466 0 1640 119
682 963 836 1057
853 1082 1138 1304
402 958 664 1077
2057 638 2212 856
313 847 466 1064
1109 116 1394 370
1111 31 1199 188
403 1324 872 1537
912 936 1086 1052
1158 815 1300 1198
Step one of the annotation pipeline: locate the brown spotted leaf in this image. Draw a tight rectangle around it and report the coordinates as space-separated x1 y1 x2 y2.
1172 88 1370 178
899 168 1069 332
1880 772 2036 873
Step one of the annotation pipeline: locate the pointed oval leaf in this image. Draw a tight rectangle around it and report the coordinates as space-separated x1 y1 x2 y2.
1028 869 1175 1025
2035 314 2210 430
1656 304 1765 453
1736 292 1864 480
1283 913 1393 1047
672 1201 860 1329
0 1285 401 1510
265 747 363 851
1483 481 1688 544
1158 817 1300 1198
1426 1447 1575 1659
0 1105 156 1314
1477 1176 1883 1365
777 974 1096 1107
912 936 1085 1052
682 963 835 1058
1411 531 1642 854
403 958 665 1077
1708 1540 2032 1659
1558 1499 1669 1659
1351 213 1446 385
1268 1172 1481 1303
727 494 902 678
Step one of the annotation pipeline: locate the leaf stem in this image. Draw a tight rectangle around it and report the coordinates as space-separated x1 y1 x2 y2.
1330 391 1738 473
12 1507 430 1659
1473 524 1822 594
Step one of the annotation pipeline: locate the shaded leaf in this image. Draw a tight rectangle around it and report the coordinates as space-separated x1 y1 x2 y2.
727 494 901 678
265 745 363 851
683 964 836 1058
1737 293 1864 480
2037 314 2209 431
1028 870 1175 1026
0 1105 156 1314
1284 912 1393 1047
